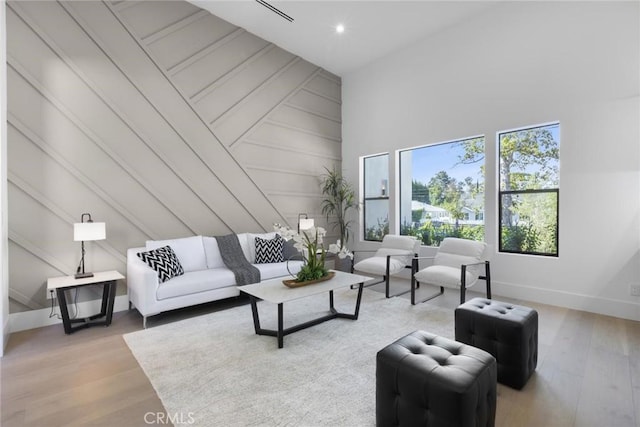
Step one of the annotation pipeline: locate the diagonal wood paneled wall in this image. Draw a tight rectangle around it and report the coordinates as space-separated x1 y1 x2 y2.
6 0 341 313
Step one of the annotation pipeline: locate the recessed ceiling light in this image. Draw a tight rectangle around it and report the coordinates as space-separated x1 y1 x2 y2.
336 24 345 34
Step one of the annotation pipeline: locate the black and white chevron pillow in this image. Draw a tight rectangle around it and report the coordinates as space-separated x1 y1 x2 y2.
137 245 184 283
255 235 284 264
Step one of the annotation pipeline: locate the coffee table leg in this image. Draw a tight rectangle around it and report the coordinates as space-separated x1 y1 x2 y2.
329 290 335 312
353 282 364 319
250 296 261 334
277 303 284 349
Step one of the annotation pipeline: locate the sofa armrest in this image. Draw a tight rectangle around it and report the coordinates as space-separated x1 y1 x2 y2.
127 247 161 317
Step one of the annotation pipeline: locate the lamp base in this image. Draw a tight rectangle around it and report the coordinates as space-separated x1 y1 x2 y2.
75 272 94 279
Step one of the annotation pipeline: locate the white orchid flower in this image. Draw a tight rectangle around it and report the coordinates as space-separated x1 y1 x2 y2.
328 240 353 259
271 223 331 258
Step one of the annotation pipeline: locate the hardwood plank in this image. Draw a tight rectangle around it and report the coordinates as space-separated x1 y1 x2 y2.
1 310 168 427
627 320 640 425
574 345 635 426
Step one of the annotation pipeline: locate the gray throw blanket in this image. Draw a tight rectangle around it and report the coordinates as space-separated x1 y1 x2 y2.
216 234 261 286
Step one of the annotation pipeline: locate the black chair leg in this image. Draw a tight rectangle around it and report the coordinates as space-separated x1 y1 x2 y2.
385 274 390 298
460 265 467 304
411 282 444 305
485 261 492 299
410 257 444 305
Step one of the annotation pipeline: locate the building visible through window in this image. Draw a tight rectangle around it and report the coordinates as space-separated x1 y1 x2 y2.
399 136 485 246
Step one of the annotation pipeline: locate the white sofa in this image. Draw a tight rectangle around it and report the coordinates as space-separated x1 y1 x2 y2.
127 233 303 327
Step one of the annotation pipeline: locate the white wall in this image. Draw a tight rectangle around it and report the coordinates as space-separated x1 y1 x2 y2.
343 1 640 320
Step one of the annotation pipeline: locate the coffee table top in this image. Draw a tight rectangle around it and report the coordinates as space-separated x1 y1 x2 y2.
239 270 372 304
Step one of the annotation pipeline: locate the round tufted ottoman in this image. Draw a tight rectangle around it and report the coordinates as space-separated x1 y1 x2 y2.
455 298 538 390
376 330 497 427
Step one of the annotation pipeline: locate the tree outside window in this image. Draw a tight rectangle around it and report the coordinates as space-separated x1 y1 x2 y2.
399 137 485 246
498 123 560 256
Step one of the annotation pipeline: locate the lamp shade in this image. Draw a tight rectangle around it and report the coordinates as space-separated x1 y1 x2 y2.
74 222 106 242
299 218 315 231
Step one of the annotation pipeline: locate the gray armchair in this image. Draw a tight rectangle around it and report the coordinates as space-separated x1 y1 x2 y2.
411 237 491 305
352 235 421 298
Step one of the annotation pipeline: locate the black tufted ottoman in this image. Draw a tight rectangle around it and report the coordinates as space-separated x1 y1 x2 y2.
455 298 538 390
376 330 497 427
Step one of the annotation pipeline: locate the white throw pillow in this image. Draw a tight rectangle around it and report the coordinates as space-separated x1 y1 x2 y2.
146 236 207 273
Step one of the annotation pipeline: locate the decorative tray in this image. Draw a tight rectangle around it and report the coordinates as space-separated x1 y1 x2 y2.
283 271 335 288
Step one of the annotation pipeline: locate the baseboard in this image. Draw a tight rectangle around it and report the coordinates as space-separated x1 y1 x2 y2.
8 295 130 333
2 315 9 356
492 281 640 322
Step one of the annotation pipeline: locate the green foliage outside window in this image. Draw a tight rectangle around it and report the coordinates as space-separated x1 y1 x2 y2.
498 124 560 256
401 222 484 247
400 136 485 247
365 217 389 242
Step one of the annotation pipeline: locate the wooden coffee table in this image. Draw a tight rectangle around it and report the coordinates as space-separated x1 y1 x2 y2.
239 270 371 348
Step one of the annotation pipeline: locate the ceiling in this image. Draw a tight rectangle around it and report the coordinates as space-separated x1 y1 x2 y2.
189 1 499 76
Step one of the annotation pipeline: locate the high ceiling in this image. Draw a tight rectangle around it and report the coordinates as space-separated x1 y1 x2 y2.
189 1 499 76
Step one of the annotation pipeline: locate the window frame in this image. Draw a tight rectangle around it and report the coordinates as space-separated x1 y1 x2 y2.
397 135 486 247
362 153 389 242
497 122 560 257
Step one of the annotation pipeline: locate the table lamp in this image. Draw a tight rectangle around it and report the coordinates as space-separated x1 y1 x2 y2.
298 213 314 232
74 213 106 279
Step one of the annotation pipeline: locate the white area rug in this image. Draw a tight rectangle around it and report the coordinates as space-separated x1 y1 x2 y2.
123 288 455 426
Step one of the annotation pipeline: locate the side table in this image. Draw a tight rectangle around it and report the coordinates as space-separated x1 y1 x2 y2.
47 270 125 334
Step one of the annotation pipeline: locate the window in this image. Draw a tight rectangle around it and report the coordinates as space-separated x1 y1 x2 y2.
363 154 389 241
498 123 559 256
399 136 485 246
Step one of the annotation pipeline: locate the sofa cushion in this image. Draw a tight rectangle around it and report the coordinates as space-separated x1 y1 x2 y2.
283 238 301 261
255 235 284 264
374 235 419 267
435 237 486 269
236 233 252 263
355 255 408 276
137 246 184 283
203 236 226 269
146 236 207 273
156 268 236 300
414 264 478 288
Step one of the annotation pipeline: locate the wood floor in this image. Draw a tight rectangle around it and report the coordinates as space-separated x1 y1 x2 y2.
2 283 639 427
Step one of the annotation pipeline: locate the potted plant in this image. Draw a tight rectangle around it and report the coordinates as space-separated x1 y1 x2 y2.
320 167 358 271
274 224 331 285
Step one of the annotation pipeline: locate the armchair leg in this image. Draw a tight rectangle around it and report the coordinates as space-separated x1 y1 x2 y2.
411 257 444 305
385 274 390 298
485 261 492 299
351 276 385 290
411 280 444 305
381 255 410 299
460 265 467 304
383 275 412 298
